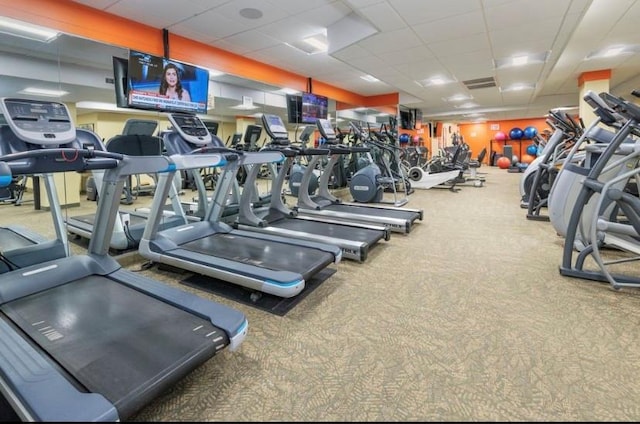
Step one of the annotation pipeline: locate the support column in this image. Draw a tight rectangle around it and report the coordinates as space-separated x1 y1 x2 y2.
578 69 611 127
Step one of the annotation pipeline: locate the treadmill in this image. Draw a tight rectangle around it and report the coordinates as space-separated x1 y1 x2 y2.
234 113 390 262
138 112 342 298
0 98 248 422
65 122 186 251
294 118 424 234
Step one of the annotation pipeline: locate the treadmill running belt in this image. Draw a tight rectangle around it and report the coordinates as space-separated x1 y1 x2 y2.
71 212 146 227
2 276 228 419
183 233 334 281
0 228 34 251
271 219 381 244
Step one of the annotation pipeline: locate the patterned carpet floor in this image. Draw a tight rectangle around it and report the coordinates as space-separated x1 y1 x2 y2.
3 166 640 421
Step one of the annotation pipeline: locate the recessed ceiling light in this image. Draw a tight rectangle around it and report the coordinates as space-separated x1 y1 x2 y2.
19 87 68 97
286 31 329 55
511 55 528 66
239 8 263 20
360 74 379 83
494 52 549 69
585 45 639 60
303 35 328 52
454 102 478 109
499 83 535 92
443 94 473 102
417 75 456 87
603 47 625 57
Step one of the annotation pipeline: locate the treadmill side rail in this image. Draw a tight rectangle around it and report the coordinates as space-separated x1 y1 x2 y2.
0 318 119 422
110 268 249 349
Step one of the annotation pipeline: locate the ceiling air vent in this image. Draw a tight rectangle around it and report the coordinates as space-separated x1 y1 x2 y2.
462 77 496 90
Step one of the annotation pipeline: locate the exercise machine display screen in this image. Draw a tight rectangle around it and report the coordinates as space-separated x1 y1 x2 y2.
0 98 75 145
168 113 212 145
317 119 336 139
263 114 287 138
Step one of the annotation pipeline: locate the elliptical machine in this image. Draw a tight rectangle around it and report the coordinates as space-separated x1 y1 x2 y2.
287 124 319 197
346 121 385 203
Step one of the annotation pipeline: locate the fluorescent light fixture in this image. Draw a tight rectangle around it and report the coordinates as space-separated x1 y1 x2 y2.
303 35 328 52
494 51 549 69
512 55 528 66
443 94 473 102
499 83 535 92
454 102 478 109
18 87 68 97
603 47 624 57
287 31 329 55
417 75 456 87
0 16 60 43
360 74 380 83
585 45 639 60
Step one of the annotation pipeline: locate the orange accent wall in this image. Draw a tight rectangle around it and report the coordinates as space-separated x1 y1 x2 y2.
459 118 550 165
0 0 398 108
578 69 612 86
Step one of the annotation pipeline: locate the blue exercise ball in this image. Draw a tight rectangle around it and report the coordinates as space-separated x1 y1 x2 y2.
526 144 537 156
509 127 524 140
523 126 538 139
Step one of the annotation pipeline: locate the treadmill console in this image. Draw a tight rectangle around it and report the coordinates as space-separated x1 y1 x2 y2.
316 118 336 140
0 97 76 145
168 113 212 146
261 113 289 142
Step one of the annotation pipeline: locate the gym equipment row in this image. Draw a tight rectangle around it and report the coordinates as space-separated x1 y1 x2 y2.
521 90 640 290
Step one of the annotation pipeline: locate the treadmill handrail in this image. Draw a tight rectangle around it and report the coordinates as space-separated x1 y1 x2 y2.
0 148 122 174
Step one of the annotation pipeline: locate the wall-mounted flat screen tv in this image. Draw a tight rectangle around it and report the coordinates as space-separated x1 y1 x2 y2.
301 92 328 124
286 94 303 124
127 49 209 114
399 108 413 130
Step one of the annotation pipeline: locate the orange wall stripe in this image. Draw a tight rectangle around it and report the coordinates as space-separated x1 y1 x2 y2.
0 0 398 108
578 69 612 86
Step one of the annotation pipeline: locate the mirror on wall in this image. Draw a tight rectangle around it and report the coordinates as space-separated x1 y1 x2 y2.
0 24 339 148
334 106 398 143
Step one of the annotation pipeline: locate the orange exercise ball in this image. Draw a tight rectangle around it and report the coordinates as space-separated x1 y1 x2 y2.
496 156 511 169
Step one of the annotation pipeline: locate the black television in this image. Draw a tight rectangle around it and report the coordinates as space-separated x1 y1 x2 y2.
127 49 209 114
112 56 129 108
414 108 423 128
399 109 413 130
301 92 328 124
286 94 303 124
202 119 219 136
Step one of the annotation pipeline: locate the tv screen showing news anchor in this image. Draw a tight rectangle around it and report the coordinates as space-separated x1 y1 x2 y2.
127 50 209 114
